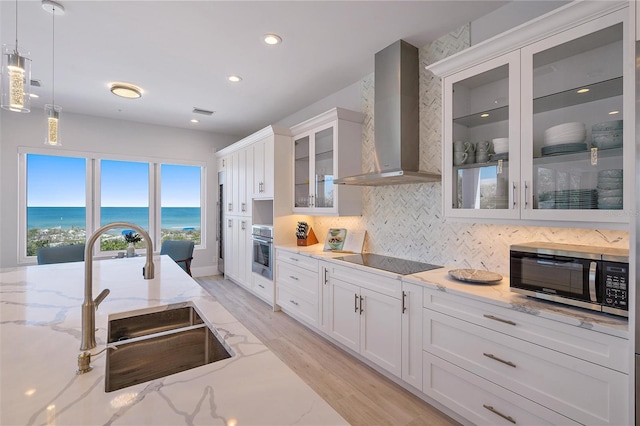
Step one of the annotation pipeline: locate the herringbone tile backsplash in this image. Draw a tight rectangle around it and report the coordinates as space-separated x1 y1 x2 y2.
312 24 628 275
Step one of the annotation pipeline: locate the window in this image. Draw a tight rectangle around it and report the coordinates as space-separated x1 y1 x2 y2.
99 160 150 251
161 164 201 245
26 154 86 256
19 149 205 261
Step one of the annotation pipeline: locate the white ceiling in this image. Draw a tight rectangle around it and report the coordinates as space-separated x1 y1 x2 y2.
1 1 508 138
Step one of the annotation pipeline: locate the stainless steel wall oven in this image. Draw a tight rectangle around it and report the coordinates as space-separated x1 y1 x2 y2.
251 225 273 280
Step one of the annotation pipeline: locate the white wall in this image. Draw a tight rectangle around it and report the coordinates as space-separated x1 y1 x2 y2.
0 109 237 272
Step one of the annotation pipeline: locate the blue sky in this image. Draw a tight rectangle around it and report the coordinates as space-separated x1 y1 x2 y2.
27 155 201 207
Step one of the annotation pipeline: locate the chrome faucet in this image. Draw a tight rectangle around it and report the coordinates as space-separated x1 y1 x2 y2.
81 221 154 351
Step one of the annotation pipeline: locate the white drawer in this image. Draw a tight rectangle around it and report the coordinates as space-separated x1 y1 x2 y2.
423 351 580 426
252 274 274 304
328 262 401 299
276 249 319 272
277 283 318 327
423 309 628 425
423 288 628 372
276 262 318 302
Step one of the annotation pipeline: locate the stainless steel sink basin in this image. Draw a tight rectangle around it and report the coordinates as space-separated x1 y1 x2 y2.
105 305 232 392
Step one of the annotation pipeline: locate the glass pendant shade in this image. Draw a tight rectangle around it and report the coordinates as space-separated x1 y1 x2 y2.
1 45 31 112
44 104 61 145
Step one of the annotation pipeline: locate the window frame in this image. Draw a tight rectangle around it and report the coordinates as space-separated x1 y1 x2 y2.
18 147 206 263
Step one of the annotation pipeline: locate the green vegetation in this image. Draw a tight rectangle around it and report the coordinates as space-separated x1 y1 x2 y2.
26 227 201 256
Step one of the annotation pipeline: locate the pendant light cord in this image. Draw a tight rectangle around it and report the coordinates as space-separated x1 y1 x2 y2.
14 0 19 53
52 4 55 106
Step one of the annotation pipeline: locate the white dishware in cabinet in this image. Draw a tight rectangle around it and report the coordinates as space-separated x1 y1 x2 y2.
431 2 632 225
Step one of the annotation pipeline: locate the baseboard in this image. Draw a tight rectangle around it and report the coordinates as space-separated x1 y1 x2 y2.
191 265 221 278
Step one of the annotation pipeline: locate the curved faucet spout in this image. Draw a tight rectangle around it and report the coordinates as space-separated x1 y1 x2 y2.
81 222 155 351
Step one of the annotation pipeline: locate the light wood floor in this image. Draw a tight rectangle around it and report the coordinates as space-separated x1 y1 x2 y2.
196 275 458 426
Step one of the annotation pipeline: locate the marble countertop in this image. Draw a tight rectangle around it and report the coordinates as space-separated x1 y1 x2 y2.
404 267 628 339
0 256 347 426
275 245 627 339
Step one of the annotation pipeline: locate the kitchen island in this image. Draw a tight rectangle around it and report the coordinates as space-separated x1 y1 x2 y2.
0 255 347 426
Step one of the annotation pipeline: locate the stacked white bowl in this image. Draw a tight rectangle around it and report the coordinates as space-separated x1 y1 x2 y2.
543 122 586 146
492 138 509 154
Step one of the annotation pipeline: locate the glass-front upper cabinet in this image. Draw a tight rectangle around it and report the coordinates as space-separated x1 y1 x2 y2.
520 9 628 222
293 123 336 212
443 51 521 220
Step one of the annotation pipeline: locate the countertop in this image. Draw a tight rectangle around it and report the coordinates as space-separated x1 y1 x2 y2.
276 245 628 339
0 256 347 426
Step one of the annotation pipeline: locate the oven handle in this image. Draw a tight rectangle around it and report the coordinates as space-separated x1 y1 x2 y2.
251 237 273 244
589 261 597 302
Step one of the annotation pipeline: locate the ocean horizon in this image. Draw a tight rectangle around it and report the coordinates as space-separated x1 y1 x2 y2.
27 207 201 231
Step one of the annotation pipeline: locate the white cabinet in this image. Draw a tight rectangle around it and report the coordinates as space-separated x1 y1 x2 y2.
251 136 275 199
291 108 364 216
227 148 252 217
224 216 251 287
275 249 320 328
326 263 402 377
421 287 629 425
429 2 633 225
401 282 423 390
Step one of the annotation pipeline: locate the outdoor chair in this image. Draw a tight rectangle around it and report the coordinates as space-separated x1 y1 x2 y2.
160 240 194 276
37 244 85 265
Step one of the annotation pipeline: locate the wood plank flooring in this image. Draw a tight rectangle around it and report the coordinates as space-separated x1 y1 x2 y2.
195 275 458 426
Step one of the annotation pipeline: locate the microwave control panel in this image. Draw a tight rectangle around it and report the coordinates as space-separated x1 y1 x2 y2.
602 262 628 311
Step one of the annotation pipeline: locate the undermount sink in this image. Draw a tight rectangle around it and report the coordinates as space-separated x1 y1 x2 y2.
105 305 232 392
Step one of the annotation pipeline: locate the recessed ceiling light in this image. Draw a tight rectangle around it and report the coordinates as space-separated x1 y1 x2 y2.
480 113 490 118
576 88 590 94
109 82 143 99
608 110 620 115
190 119 199 123
29 93 39 98
263 34 282 45
228 75 242 83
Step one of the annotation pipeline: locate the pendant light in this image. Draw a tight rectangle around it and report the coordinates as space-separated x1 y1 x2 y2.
43 0 64 146
1 0 32 112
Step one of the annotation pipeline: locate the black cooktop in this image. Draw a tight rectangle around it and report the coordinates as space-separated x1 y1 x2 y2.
337 253 442 275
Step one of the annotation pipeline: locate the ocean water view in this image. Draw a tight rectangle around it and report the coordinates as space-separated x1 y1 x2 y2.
28 207 201 231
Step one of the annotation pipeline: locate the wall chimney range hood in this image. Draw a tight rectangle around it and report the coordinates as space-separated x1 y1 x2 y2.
335 40 441 186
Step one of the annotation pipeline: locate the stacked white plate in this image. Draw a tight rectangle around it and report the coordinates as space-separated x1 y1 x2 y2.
597 169 623 210
543 122 586 146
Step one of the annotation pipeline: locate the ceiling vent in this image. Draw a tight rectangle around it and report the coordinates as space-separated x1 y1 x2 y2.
30 79 41 87
192 107 215 116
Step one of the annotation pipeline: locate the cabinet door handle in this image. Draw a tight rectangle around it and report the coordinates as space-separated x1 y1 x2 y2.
483 353 516 368
228 203 233 212
241 221 246 230
323 268 328 285
227 219 233 227
354 293 359 312
241 202 246 212
482 405 516 424
524 181 529 208
402 291 407 314
483 314 516 326
511 182 517 208
359 295 364 314
289 275 299 281
289 299 299 306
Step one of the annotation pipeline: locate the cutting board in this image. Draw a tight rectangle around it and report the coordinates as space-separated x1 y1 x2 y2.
323 229 366 253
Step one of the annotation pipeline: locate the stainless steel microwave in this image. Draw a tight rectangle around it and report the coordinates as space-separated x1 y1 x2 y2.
510 242 629 317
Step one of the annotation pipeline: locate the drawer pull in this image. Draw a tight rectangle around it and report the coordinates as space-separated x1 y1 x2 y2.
354 294 359 312
289 257 299 262
258 284 265 289
483 404 516 424
289 299 299 306
483 353 516 368
289 275 299 281
483 314 516 326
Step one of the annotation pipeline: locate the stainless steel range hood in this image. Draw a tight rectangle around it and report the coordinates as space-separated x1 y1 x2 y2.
335 40 441 186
